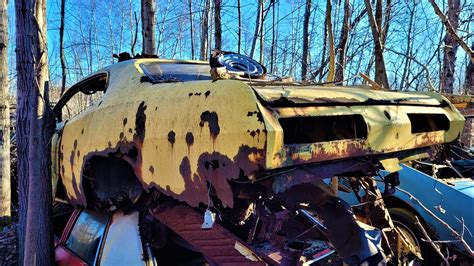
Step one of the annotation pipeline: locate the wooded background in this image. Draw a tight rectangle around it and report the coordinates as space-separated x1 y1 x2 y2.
3 0 474 95
0 0 473 264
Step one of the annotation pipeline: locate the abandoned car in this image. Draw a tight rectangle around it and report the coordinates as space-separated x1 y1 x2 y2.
51 54 466 264
338 161 473 264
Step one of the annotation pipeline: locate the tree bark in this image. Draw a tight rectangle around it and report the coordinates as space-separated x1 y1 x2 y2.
59 0 66 94
399 0 416 90
438 0 460 93
200 0 210 60
189 0 195 60
465 42 474 94
141 0 156 55
335 0 351 82
301 0 311 80
326 0 335 82
364 0 390 89
0 0 10 224
213 0 221 49
250 0 263 59
15 0 54 264
237 0 241 54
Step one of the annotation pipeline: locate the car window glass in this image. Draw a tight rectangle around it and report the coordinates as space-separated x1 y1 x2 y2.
140 63 212 83
65 210 109 265
100 211 146 266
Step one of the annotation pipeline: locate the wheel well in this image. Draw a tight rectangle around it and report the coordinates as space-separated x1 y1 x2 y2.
82 155 143 209
383 195 435 234
383 196 420 216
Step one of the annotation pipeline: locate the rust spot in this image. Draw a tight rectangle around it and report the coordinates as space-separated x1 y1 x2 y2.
199 111 220 139
73 139 78 149
167 130 176 145
81 129 84 134
128 128 133 133
256 111 264 124
77 150 80 157
108 141 112 148
149 165 155 174
249 130 256 138
185 132 194 146
188 93 193 97
194 92 202 96
204 91 211 98
119 132 125 139
133 101 147 142
123 117 128 126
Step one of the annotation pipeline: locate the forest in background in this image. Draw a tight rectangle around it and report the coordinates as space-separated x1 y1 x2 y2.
4 0 474 95
0 0 473 264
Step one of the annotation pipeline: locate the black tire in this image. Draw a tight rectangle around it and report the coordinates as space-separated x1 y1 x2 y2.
389 208 441 266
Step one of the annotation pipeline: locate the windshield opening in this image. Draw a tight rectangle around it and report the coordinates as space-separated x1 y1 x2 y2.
140 62 212 83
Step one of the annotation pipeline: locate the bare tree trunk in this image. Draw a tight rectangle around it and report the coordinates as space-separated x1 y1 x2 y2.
270 0 275 72
250 0 262 59
301 0 311 80
15 0 54 264
189 0 195 59
141 0 156 55
364 0 390 89
440 0 460 93
0 0 10 224
399 0 416 90
326 0 335 82
237 0 241 54
60 0 66 94
335 0 350 82
200 0 210 60
213 0 221 49
259 0 264 64
465 42 474 94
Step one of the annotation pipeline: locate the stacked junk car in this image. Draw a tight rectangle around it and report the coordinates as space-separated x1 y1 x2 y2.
51 51 473 265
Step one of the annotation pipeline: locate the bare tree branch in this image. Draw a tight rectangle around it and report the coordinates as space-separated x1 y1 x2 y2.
428 0 474 63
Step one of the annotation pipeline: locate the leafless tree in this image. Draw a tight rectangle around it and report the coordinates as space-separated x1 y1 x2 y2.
141 0 156 55
188 0 195 60
200 0 210 60
213 0 221 49
301 0 311 80
364 0 391 89
59 0 66 94
15 0 54 264
237 0 241 54
250 0 263 59
335 0 351 83
0 0 10 223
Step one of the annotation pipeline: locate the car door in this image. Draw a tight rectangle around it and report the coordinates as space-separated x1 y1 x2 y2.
55 209 109 266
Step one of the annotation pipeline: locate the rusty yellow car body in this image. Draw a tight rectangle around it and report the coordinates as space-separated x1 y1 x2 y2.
52 58 465 210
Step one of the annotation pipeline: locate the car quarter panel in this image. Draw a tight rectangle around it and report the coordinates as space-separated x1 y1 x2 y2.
59 62 266 208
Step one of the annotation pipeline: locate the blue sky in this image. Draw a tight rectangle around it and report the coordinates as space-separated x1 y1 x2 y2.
6 0 473 93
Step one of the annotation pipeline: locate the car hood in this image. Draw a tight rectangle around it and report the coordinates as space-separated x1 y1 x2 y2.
443 178 474 198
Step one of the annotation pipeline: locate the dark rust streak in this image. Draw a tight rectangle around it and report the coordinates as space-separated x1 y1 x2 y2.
167 130 176 146
199 111 220 139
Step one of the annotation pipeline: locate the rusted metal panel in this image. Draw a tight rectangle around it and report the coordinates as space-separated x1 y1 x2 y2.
53 59 465 212
150 202 273 265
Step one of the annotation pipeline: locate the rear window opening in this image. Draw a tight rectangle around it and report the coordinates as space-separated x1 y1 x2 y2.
280 115 368 144
407 113 449 133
